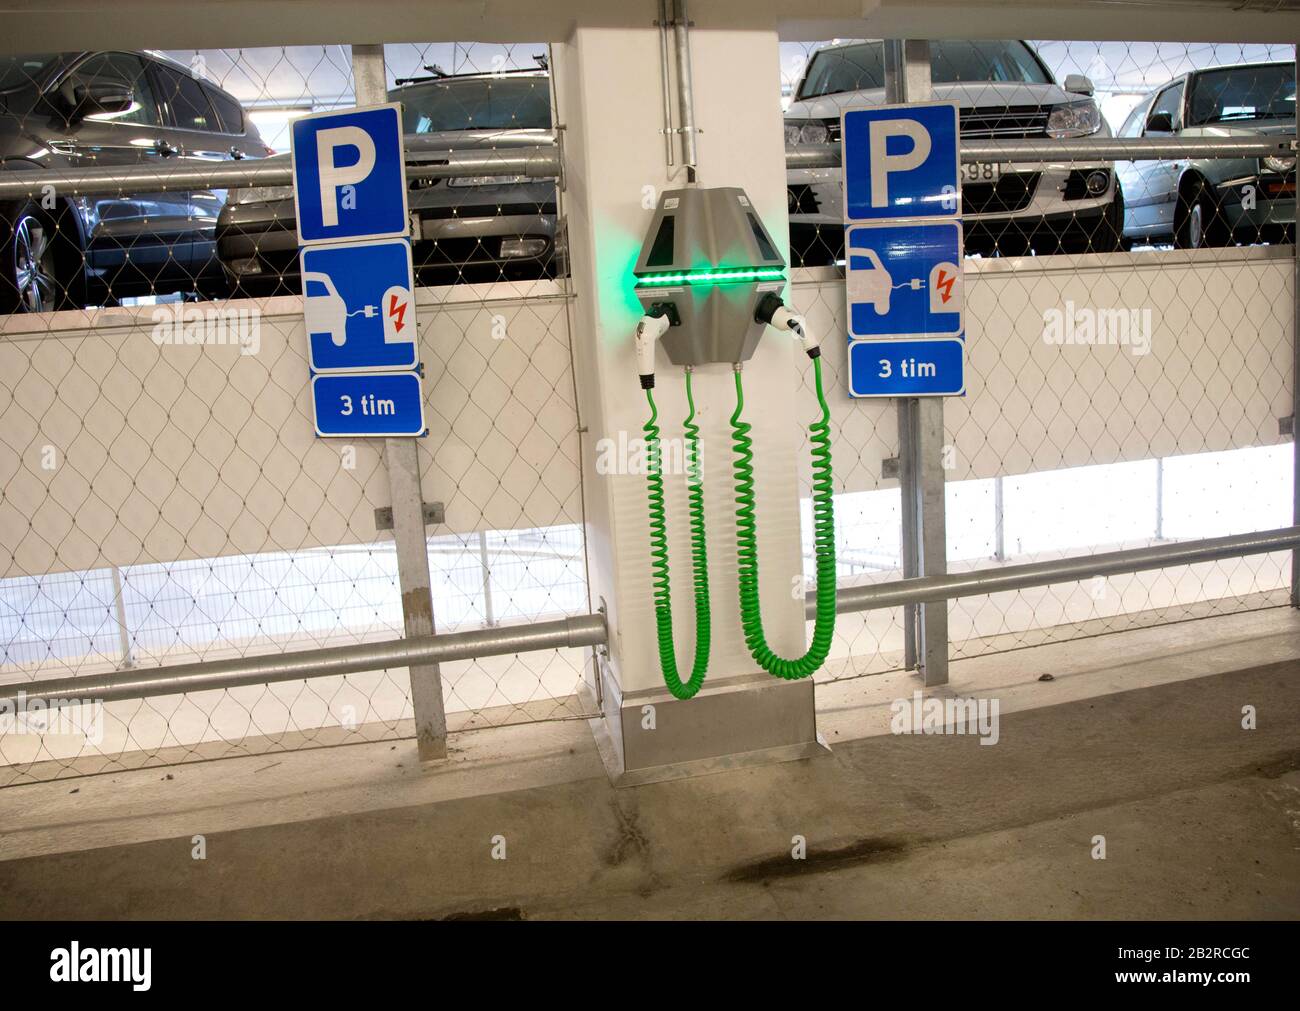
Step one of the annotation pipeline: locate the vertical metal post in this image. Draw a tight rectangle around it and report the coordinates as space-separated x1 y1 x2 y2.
885 39 949 686
353 43 448 759
1293 47 1300 607
993 475 1006 562
111 566 134 670
478 530 496 627
1154 458 1165 541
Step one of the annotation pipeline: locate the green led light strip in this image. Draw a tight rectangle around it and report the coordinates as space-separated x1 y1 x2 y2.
635 266 786 287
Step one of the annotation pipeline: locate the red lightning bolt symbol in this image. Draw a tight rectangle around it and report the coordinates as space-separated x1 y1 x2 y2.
936 269 955 304
388 294 407 333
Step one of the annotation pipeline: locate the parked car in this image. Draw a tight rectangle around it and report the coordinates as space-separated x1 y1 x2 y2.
218 68 558 294
784 39 1122 260
0 50 270 312
1116 61 1295 249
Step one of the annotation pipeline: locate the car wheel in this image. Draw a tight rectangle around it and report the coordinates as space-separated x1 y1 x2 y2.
2 201 78 313
1090 188 1124 254
1174 179 1225 250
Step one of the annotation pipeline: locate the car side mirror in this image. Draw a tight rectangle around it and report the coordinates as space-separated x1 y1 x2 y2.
1063 74 1095 97
1144 111 1174 134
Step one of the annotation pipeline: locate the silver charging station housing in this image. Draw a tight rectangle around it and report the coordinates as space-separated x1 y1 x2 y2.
633 186 786 366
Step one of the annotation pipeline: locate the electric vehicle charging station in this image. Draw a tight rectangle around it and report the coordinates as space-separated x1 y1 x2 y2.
630 186 838 700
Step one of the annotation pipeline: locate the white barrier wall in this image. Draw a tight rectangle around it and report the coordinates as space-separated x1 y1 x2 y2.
0 281 582 580
790 247 1294 494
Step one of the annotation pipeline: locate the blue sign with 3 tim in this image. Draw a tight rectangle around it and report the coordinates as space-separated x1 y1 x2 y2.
846 220 963 340
842 101 960 221
291 103 408 245
847 338 965 398
311 371 425 437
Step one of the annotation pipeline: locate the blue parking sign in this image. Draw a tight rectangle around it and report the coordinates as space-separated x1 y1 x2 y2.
842 102 960 221
846 221 963 339
302 239 418 373
292 103 408 244
311 371 425 437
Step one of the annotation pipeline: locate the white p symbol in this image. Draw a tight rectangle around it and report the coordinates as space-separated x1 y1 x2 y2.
316 126 376 228
868 118 931 209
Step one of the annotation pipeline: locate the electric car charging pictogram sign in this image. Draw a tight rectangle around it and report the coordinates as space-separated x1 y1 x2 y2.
302 239 417 372
842 100 965 398
845 220 963 339
291 103 409 244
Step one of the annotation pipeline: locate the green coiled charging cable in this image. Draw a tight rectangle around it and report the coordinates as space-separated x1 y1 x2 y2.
644 369 710 699
731 352 836 679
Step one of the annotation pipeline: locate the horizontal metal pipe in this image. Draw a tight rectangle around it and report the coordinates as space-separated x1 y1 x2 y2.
3 137 1282 198
0 147 560 200
0 612 605 710
786 135 1296 171
807 526 1300 618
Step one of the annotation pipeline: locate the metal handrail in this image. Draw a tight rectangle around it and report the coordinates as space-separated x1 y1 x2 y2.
0 136 1290 199
0 146 561 200
806 526 1300 618
788 135 1296 171
1 611 606 710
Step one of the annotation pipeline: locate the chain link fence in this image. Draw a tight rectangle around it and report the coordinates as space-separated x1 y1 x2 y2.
0 42 593 786
2 34 1297 782
782 38 1295 684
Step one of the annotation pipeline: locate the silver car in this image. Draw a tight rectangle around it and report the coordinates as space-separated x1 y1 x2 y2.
1116 61 1295 249
785 39 1121 261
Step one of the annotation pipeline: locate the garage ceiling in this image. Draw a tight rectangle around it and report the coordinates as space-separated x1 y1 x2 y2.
3 0 1299 53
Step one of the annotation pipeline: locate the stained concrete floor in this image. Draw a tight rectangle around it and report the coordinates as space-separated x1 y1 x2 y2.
1 611 1298 920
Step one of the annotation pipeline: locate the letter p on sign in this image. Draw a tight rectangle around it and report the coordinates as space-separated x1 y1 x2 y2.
868 119 931 209
316 126 376 228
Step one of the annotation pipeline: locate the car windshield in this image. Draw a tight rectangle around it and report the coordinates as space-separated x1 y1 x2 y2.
394 76 551 133
1186 64 1295 125
798 40 1050 99
0 53 58 93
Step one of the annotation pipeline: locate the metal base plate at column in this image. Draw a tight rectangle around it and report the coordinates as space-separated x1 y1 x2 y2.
583 663 829 787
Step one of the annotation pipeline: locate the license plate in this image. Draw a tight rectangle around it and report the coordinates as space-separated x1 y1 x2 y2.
961 162 1004 185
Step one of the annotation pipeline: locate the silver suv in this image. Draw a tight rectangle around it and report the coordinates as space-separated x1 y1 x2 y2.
785 39 1122 261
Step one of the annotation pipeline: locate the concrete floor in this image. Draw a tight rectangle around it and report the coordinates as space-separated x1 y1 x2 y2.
1 609 1298 920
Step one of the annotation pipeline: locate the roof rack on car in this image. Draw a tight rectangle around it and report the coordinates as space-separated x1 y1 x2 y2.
392 55 549 87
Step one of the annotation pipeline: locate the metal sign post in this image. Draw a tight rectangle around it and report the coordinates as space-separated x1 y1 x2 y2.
350 44 447 760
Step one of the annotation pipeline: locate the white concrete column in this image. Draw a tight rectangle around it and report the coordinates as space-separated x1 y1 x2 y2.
554 16 824 782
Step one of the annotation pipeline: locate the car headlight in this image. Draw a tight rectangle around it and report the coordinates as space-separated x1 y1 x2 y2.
229 185 294 206
1262 155 1296 175
1046 100 1101 139
446 174 529 188
784 119 830 147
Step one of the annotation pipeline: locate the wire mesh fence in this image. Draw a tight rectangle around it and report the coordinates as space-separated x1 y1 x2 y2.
1 34 1297 781
782 38 1296 685
0 41 592 786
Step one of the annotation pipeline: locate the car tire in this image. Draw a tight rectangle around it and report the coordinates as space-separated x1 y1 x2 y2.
1174 178 1226 250
1 200 80 313
1090 188 1124 254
